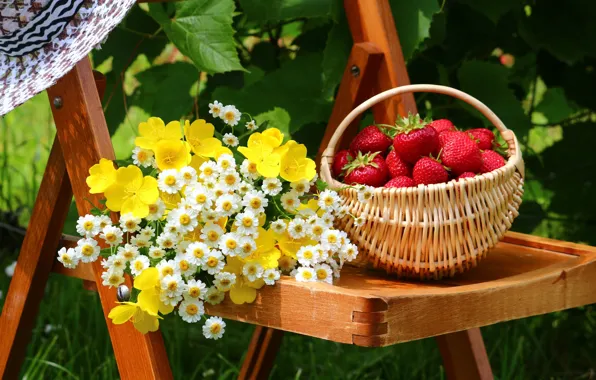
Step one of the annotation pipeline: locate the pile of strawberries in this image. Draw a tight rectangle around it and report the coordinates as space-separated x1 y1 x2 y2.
333 113 507 188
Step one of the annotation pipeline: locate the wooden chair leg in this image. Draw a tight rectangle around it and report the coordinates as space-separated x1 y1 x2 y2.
436 328 494 380
0 140 73 379
238 326 284 380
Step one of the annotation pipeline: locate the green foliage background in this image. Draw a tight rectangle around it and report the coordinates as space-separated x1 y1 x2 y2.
1 0 596 378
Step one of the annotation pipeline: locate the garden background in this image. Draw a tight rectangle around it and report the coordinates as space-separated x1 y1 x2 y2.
1 0 596 378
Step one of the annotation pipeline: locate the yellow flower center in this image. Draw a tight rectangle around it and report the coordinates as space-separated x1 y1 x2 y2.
224 112 235 122
327 235 337 244
222 201 232 211
303 250 313 259
267 182 277 190
203 167 213 176
165 175 177 186
179 260 190 271
105 233 116 242
249 198 262 209
226 240 237 249
183 172 193 180
221 160 231 170
109 275 121 285
324 197 333 206
163 240 174 248
243 244 253 253
210 323 222 334
161 267 174 277
196 194 207 203
179 214 191 225
125 221 136 230
248 162 257 173
206 257 219 267
247 266 257 275
312 226 323 236
215 189 225 197
302 271 313 280
81 245 94 256
123 251 134 259
208 294 219 302
316 269 328 280
61 255 72 264
134 261 144 271
83 221 94 231
138 151 148 161
279 256 291 269
220 278 231 287
99 221 109 228
193 248 205 259
186 304 199 315
224 174 236 185
114 259 124 268
148 204 158 214
295 184 306 193
294 225 303 233
167 281 178 291
136 240 148 248
207 231 219 241
242 217 253 227
284 199 295 207
189 287 200 298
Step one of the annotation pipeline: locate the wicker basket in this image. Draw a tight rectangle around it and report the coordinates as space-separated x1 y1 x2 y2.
320 84 525 279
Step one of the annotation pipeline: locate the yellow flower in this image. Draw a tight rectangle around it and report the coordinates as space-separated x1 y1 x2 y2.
108 302 160 334
153 139 191 171
261 128 284 147
279 142 316 182
214 146 233 158
104 165 159 218
189 155 208 173
240 228 281 269
238 133 281 178
135 118 182 150
297 199 324 217
224 257 265 304
134 267 174 315
86 158 117 194
277 231 316 259
160 191 181 210
184 119 222 157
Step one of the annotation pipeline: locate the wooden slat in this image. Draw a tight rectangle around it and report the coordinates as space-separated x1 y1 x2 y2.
436 329 494 380
47 58 172 380
238 326 284 380
0 140 73 379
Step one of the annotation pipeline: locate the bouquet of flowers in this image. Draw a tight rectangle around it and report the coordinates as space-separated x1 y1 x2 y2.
56 101 359 339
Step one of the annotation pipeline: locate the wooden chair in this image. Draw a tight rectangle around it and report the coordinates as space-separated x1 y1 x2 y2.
2 1 596 379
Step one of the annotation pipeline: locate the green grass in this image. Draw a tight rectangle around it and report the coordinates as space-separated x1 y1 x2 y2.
1 92 596 380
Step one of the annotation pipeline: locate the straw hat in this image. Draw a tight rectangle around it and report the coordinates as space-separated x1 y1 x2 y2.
0 0 136 116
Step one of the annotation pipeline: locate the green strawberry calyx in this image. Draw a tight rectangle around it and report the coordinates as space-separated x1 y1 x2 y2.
343 151 380 176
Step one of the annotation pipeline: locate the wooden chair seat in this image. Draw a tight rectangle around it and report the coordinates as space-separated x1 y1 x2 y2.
55 231 596 347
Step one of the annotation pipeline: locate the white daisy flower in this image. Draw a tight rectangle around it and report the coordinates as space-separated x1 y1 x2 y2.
214 272 236 292
164 222 182 236
132 146 155 168
100 225 123 246
76 215 100 237
222 133 239 147
219 232 240 257
242 262 264 282
57 247 80 269
146 199 166 221
314 263 333 284
237 181 254 195
290 179 310 196
212 183 227 198
215 194 240 216
203 316 226 340
321 230 342 251
318 190 340 212
130 255 150 276
101 254 127 272
221 105 241 126
308 221 326 239
158 169 184 194
204 286 225 305
240 159 260 181
329 259 341 278
202 250 225 275
336 207 348 218
278 255 297 272
160 293 183 307
353 215 364 227
130 235 150 248
76 238 100 263
161 273 186 298
295 267 316 282
179 299 205 323
148 246 166 259
242 190 268 214
341 243 359 262
156 232 178 250
216 154 236 172
287 218 307 239
296 245 320 266
156 259 177 278
187 185 213 211
263 268 280 285
357 185 375 203
245 119 257 131
234 210 259 236
139 226 155 240
186 242 210 265
117 244 140 262
321 212 335 228
120 213 141 233
175 254 196 277
261 177 282 196
199 161 219 182
96 215 112 229
168 208 198 233
238 236 257 258
176 240 191 256
101 268 125 288
270 219 287 234
185 279 208 300
280 191 300 212
200 222 224 247
209 100 224 118
200 210 220 224
219 170 241 192
179 166 198 185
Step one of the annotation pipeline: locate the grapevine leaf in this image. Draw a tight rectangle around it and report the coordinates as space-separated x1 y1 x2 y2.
321 9 352 98
390 0 441 61
254 108 292 141
534 87 578 124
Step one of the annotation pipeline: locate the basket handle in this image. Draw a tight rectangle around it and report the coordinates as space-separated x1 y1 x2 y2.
321 84 524 178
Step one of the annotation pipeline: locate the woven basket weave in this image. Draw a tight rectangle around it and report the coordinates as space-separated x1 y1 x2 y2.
320 85 525 279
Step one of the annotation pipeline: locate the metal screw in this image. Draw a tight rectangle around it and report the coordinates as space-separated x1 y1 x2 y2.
117 285 130 302
351 65 360 78
53 96 63 109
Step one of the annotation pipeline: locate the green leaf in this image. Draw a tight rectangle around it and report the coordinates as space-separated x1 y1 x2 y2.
254 107 292 140
457 60 531 138
321 9 352 98
148 0 244 74
315 178 329 191
239 0 335 23
391 0 441 61
457 0 519 24
534 87 578 124
131 62 198 121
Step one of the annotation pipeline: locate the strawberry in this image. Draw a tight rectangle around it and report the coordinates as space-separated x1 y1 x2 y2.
480 150 506 173
467 128 495 150
385 150 411 178
350 125 392 154
458 172 476 180
332 149 353 178
343 152 389 187
441 133 482 175
392 113 439 164
439 130 469 149
428 119 456 134
384 176 415 188
412 157 449 185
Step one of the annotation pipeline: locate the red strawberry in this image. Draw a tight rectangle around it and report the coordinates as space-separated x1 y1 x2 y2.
441 133 482 175
392 113 439 164
458 172 476 180
480 150 506 173
350 125 392 154
332 149 353 178
429 119 456 134
439 130 469 149
385 176 415 188
385 150 411 178
468 129 495 150
344 152 389 187
412 157 449 185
